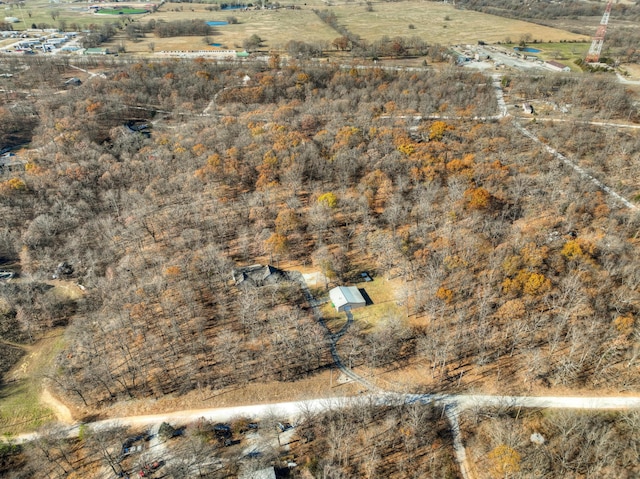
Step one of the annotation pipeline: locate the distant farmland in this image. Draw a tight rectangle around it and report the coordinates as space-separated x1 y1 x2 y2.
332 2 588 44
24 0 588 54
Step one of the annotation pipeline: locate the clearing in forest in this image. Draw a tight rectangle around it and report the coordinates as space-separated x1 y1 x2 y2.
0 332 65 435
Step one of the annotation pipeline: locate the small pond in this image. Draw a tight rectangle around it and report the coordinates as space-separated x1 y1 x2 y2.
206 21 229 26
514 47 541 53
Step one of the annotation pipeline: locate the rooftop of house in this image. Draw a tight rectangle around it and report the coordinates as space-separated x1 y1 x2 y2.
232 264 291 287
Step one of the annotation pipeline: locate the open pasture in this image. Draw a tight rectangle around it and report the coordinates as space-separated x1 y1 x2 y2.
152 1 588 47
3 0 133 30
106 0 587 53
149 2 338 50
333 2 588 44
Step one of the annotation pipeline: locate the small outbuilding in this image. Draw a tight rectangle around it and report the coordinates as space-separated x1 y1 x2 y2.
329 286 366 313
65 77 82 87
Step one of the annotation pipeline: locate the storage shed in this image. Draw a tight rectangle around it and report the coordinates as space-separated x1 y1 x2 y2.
329 286 366 313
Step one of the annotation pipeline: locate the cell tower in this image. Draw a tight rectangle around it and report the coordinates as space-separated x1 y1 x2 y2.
585 0 614 63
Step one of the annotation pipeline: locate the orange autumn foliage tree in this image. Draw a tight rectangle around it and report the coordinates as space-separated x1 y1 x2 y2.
502 270 551 297
256 151 279 190
488 444 521 478
265 233 289 256
429 120 454 141
465 187 492 210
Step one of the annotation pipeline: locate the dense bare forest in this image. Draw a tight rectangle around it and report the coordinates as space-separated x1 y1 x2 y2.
463 406 640 478
290 401 457 478
1 57 639 403
0 56 639 477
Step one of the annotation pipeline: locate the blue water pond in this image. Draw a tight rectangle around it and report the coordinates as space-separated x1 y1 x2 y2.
514 47 541 53
206 21 229 26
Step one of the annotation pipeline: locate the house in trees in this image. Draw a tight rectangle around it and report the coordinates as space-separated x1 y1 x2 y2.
232 264 292 288
64 77 82 87
329 286 366 313
0 153 25 175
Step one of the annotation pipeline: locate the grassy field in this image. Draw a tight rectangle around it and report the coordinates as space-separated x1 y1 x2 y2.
351 276 404 332
333 2 588 45
535 41 590 59
0 332 65 435
0 280 81 435
78 0 589 54
97 8 149 15
4 2 131 31
147 2 338 50
315 274 403 334
501 41 590 70
144 1 586 50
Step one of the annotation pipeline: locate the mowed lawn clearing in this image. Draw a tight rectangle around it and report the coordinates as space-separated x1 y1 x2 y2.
0 331 66 435
350 276 405 333
333 2 589 44
97 8 148 15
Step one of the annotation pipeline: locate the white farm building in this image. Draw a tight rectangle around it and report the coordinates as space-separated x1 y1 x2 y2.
329 286 366 313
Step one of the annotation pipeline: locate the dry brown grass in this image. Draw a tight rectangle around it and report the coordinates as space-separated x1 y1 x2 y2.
622 63 640 80
332 2 588 44
100 369 361 419
116 35 219 54
140 2 338 50
107 0 587 54
47 279 85 301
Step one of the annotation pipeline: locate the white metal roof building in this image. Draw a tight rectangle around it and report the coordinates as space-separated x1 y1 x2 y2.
329 286 366 313
239 467 276 479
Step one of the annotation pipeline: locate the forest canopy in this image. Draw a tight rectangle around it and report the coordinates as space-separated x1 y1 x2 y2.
0 58 639 412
